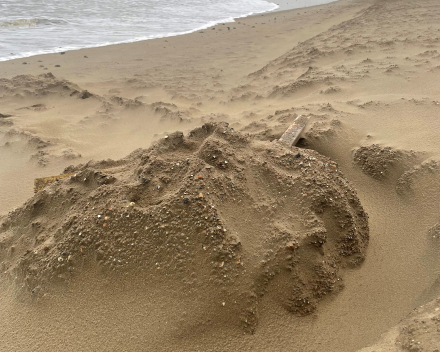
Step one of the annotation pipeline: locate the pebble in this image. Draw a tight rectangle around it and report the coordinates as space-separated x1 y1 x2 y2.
129 202 135 207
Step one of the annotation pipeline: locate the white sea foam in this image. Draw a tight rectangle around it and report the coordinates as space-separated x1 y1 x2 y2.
0 18 69 28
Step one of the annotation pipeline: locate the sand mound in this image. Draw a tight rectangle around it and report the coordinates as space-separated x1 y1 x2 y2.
0 122 368 332
353 144 420 180
0 73 87 98
396 160 440 195
358 296 440 352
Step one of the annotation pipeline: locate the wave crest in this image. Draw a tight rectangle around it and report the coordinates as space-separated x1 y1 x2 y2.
0 18 68 28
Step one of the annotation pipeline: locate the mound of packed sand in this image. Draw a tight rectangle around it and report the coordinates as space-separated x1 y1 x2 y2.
353 144 420 180
0 72 93 99
358 296 440 352
0 122 368 332
359 222 440 351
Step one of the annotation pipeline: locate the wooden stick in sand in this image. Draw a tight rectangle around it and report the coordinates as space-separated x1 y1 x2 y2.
278 115 310 147
34 173 74 193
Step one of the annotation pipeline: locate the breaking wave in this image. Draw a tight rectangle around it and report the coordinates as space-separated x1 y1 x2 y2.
0 18 68 28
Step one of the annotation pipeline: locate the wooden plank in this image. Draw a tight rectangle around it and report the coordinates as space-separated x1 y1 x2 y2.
34 173 74 193
279 115 310 147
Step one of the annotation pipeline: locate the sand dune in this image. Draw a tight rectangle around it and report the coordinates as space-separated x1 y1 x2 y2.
1 0 440 351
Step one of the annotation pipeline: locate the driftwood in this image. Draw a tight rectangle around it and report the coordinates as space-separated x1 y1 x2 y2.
279 115 310 147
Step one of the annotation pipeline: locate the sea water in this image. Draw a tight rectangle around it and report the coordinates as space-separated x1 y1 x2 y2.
0 0 334 61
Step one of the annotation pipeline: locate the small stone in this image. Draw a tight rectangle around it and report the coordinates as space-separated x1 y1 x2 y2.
97 214 102 218
55 65 61 67
198 193 204 198
58 257 64 262
222 302 225 306
183 197 190 204
78 90 92 99
198 175 203 180
129 202 135 207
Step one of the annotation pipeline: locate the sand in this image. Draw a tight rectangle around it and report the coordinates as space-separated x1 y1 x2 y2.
1 0 440 350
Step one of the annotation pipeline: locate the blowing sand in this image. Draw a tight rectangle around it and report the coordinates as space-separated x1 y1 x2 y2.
1 0 440 351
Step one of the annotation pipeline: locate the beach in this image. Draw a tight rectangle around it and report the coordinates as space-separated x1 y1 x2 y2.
1 0 440 351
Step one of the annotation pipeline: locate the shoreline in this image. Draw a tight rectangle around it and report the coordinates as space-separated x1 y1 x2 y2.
272 0 337 11
0 0 337 63
0 0 347 83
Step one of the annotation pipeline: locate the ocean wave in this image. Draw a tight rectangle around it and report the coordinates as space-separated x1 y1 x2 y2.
0 0 280 62
0 5 279 62
0 18 68 28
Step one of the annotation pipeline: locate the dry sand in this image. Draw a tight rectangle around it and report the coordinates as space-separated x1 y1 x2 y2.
1 0 440 351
